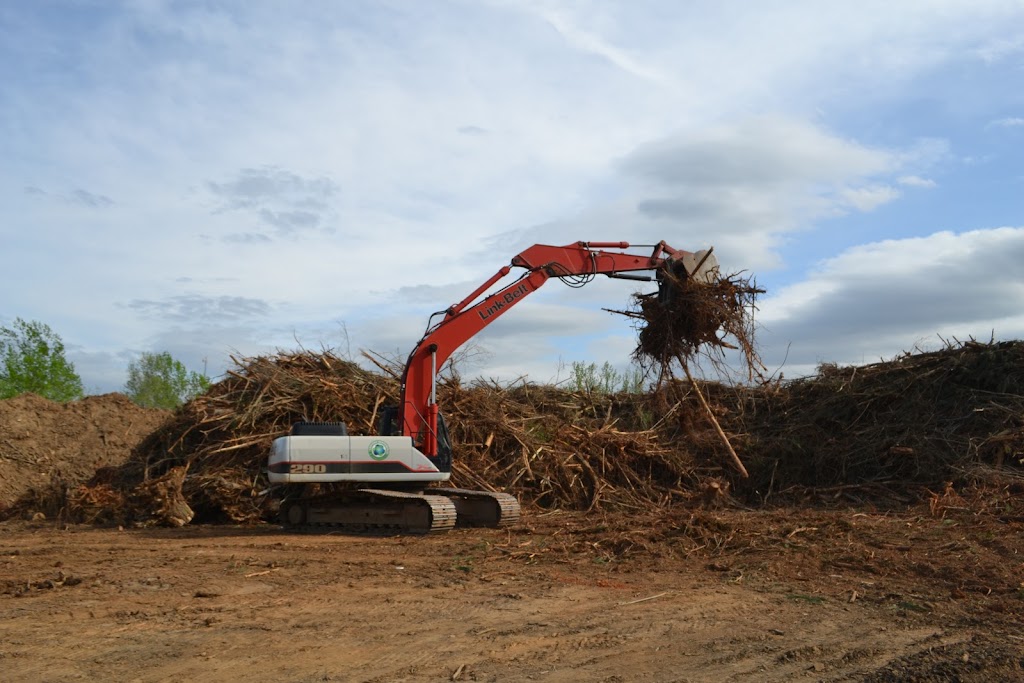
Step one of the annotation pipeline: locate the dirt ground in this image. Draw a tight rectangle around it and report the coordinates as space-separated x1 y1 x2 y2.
3 503 1022 682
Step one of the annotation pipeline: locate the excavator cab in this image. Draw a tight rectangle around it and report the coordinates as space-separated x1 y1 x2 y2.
377 405 453 472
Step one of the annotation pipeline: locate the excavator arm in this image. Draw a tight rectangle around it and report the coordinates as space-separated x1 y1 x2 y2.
398 240 713 459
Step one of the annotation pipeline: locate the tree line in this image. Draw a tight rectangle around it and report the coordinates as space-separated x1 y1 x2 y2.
0 318 210 409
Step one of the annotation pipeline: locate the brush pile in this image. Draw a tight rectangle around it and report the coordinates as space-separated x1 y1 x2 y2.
85 353 399 525
47 351 724 526
615 259 764 375
7 336 1022 526
438 382 709 512
734 339 1024 501
44 340 1020 526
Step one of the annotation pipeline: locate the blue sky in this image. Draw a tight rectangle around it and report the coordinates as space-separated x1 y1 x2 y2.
1 0 1022 393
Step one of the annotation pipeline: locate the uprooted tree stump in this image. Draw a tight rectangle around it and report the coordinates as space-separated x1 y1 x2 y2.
611 259 765 478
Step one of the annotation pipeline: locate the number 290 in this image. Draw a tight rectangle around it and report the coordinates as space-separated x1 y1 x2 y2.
289 463 327 474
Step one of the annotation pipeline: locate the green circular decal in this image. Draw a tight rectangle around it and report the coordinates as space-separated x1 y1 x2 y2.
368 440 390 461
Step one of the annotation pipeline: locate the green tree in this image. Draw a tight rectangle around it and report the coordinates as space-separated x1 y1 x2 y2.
124 351 211 409
0 318 84 402
568 360 645 394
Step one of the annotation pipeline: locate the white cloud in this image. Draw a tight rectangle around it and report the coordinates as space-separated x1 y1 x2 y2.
759 227 1024 370
975 34 1024 63
837 185 902 212
989 117 1024 128
897 175 937 188
611 117 923 268
531 5 668 83
481 116 931 275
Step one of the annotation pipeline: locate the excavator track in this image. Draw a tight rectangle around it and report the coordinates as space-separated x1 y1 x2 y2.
425 487 521 528
281 488 457 534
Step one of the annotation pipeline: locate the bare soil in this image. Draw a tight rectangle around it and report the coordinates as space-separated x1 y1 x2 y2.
2 503 1022 682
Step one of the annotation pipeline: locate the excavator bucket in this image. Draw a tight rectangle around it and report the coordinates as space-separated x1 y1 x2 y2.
682 249 719 284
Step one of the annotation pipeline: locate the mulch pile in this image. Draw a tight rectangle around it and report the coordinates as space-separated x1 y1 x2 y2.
4 337 1016 527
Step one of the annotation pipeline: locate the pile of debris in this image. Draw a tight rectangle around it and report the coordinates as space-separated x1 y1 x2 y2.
63 346 1023 526
43 350 716 525
439 382 701 511
69 353 399 525
5 338 1023 527
734 340 1024 502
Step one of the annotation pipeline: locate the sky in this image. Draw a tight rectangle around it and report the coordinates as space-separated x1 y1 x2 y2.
1 0 1023 394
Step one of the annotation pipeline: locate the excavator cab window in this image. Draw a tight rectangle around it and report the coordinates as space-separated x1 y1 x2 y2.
435 412 453 473
378 405 400 436
376 405 452 472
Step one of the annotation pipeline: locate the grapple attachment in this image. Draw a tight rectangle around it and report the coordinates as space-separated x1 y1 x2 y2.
658 248 719 304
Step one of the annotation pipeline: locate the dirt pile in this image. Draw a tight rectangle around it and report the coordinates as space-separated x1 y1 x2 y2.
0 393 169 511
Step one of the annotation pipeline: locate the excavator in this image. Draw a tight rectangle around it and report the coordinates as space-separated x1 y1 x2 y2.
267 240 718 533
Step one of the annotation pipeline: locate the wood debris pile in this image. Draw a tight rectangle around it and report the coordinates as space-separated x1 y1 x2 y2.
439 382 707 512
76 353 398 525
10 339 1022 526
53 351 721 525
733 340 1024 503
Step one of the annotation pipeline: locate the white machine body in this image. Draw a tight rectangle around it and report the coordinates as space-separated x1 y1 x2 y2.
267 435 450 484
